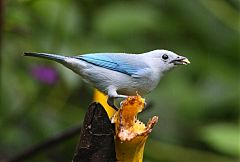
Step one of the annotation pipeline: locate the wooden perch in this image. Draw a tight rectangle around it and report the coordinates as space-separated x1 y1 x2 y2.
72 102 116 162
6 95 154 162
73 95 158 162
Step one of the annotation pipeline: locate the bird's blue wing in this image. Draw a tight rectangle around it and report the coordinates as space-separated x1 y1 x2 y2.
75 53 149 77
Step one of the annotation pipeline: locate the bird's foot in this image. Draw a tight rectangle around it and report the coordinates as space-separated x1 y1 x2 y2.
107 95 128 111
107 96 120 111
107 97 119 111
120 100 124 107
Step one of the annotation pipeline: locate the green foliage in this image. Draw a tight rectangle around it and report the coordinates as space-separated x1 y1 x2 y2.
200 123 239 156
94 2 159 38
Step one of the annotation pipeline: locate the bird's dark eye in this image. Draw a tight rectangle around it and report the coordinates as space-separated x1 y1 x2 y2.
162 54 169 60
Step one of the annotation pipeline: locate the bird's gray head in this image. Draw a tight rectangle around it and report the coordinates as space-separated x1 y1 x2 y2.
145 49 190 72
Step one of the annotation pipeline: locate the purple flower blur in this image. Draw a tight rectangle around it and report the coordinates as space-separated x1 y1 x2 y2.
30 65 59 85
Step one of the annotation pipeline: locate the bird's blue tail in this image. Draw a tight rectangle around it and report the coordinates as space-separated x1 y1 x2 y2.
24 52 67 63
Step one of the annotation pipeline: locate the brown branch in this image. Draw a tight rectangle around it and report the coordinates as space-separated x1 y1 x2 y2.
6 102 153 162
8 125 82 162
72 102 116 162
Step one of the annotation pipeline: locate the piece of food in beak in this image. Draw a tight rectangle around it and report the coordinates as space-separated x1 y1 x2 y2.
181 58 190 65
170 57 191 65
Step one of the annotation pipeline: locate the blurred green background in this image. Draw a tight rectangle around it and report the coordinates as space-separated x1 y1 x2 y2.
1 0 239 162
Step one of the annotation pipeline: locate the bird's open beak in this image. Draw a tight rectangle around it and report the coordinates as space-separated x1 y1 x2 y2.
170 57 190 65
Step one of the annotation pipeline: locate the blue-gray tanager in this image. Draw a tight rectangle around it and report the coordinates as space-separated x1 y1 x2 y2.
24 50 190 110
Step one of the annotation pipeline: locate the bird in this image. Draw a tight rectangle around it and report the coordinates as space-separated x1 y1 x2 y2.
24 50 190 110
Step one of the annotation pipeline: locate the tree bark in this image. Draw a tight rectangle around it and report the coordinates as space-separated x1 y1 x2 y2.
72 102 115 162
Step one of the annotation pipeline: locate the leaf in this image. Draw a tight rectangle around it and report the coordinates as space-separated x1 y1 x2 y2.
200 123 239 156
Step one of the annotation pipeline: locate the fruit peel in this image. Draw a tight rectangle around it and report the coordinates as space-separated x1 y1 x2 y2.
111 95 158 162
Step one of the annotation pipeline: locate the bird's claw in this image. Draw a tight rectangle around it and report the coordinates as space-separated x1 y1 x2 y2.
107 96 119 111
144 101 147 109
120 100 124 107
112 105 119 111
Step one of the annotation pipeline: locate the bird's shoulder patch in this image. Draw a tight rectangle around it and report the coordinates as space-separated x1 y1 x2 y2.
75 53 149 77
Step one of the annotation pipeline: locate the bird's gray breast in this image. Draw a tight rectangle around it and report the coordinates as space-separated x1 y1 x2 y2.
116 71 160 96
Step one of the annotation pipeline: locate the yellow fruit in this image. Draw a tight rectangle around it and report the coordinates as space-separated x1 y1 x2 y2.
112 95 158 162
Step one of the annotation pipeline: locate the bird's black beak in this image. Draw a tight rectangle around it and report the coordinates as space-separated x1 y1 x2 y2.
170 57 190 65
